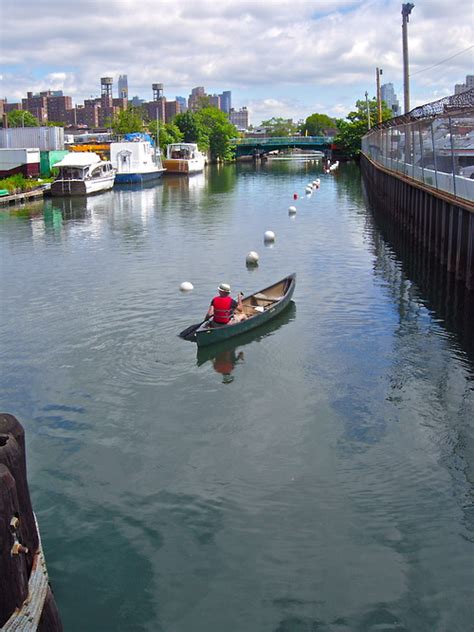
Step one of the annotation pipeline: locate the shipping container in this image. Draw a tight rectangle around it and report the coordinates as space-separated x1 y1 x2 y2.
40 150 69 177
0 126 64 151
0 148 41 177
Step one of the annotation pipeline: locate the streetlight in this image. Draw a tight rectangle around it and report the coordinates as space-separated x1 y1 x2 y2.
365 91 371 129
376 67 383 123
402 3 415 114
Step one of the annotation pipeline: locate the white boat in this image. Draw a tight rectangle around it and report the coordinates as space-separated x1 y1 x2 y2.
163 143 206 174
110 136 166 184
51 152 115 196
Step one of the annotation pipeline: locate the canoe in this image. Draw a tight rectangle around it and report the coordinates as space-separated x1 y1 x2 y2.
193 273 296 347
196 301 296 367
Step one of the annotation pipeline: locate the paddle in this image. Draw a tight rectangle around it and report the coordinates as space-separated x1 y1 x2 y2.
179 318 209 340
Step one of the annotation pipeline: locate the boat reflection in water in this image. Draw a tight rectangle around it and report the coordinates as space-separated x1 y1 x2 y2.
196 301 296 383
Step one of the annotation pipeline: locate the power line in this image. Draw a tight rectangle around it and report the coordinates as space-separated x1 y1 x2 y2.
409 45 474 76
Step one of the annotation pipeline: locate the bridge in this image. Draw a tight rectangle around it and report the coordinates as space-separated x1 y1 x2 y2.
234 136 335 157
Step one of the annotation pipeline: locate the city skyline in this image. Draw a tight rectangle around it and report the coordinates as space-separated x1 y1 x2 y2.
1 0 473 123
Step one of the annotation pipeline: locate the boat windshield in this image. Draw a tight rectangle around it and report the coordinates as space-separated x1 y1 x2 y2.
58 167 86 180
168 144 196 159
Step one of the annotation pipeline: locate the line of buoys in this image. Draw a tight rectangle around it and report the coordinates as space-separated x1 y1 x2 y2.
179 169 326 289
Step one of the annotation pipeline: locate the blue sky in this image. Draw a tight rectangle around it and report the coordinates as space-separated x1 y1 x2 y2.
1 0 472 124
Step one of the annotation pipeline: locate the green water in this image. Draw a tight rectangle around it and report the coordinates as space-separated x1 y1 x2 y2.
0 162 473 631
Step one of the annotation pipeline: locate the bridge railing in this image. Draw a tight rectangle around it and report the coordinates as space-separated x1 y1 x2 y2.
362 110 474 203
234 136 334 146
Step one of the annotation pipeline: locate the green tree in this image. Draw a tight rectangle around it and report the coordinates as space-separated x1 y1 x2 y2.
300 113 336 136
174 111 208 146
110 106 145 135
196 107 237 161
334 98 392 158
7 110 39 127
147 120 183 151
260 117 298 137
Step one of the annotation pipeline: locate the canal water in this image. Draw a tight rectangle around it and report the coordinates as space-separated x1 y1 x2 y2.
1 162 473 631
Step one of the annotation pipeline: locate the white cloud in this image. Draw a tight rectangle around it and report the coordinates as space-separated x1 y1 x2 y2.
1 0 472 123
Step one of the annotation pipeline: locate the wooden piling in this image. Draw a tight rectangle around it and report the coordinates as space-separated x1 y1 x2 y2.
0 413 62 631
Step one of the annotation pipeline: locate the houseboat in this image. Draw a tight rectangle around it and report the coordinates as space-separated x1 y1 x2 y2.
110 134 166 184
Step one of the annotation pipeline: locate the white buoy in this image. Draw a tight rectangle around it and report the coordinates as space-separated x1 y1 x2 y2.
305 186 312 194
264 230 276 242
288 205 297 215
246 251 259 265
180 281 194 292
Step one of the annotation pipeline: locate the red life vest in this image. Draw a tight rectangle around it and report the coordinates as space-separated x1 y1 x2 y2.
212 295 234 323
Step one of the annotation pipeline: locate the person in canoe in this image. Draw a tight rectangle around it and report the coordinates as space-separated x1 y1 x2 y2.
205 283 247 327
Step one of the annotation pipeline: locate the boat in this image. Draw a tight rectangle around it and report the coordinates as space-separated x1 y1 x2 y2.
181 273 296 347
110 133 166 184
162 143 206 174
51 152 115 196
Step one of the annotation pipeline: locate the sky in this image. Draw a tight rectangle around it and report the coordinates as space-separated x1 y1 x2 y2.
1 0 473 124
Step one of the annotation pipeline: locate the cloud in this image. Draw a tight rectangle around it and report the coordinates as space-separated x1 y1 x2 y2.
1 0 472 122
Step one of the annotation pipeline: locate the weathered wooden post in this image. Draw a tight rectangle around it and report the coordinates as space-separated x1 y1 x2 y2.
0 413 62 631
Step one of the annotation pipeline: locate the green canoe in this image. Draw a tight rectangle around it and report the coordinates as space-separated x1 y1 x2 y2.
192 273 296 348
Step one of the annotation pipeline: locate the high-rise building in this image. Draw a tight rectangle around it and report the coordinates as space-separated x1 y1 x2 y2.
209 94 221 109
47 93 72 122
165 100 181 122
454 75 474 94
229 107 249 130
188 86 206 111
380 83 400 117
118 74 128 99
220 91 231 114
22 92 48 123
175 97 187 112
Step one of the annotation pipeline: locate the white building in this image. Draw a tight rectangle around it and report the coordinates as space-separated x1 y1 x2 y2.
381 83 400 117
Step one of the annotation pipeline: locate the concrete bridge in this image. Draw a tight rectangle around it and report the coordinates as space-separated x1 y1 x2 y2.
234 136 335 158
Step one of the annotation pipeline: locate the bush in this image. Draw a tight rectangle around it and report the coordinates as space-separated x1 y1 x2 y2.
0 174 44 193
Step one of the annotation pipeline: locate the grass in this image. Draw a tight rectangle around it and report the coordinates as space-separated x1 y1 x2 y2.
0 174 54 194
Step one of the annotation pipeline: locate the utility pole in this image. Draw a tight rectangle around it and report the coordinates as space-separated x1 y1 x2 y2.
365 91 371 129
376 67 383 123
402 3 415 114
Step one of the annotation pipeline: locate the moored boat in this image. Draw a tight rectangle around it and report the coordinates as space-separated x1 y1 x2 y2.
183 274 296 347
110 134 166 184
163 142 206 174
51 152 115 196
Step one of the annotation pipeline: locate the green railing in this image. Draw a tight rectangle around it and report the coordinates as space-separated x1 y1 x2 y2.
234 136 334 146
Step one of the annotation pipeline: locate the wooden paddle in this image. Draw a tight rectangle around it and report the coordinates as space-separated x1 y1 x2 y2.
179 318 209 340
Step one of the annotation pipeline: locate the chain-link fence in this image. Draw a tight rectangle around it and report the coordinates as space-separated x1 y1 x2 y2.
362 89 474 202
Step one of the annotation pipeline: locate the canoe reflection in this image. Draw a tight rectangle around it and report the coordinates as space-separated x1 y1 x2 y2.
196 301 296 383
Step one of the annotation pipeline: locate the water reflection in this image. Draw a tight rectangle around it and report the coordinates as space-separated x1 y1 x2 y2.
196 302 296 383
367 193 474 365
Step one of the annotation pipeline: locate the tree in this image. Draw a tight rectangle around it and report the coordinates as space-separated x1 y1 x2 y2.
110 106 145 135
196 108 237 161
259 117 298 137
300 113 336 136
334 98 392 158
147 120 183 150
174 111 208 146
7 110 39 127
